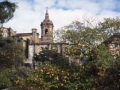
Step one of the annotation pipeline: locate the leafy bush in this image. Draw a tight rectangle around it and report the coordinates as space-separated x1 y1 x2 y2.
34 49 69 69
0 69 12 89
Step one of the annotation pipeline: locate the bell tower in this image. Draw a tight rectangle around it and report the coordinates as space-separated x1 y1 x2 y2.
41 8 54 43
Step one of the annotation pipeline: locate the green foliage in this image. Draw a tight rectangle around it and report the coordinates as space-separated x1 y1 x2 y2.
11 63 94 90
0 36 25 70
94 56 120 90
0 0 18 25
99 17 120 35
0 69 12 89
0 67 30 90
54 19 120 89
0 36 26 89
1 52 119 90
56 21 108 60
34 49 69 68
0 18 120 90
9 67 30 90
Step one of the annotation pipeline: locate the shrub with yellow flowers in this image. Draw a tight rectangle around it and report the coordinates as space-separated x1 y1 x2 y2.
19 62 94 90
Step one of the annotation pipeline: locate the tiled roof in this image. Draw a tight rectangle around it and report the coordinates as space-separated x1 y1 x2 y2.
15 33 32 36
14 32 39 37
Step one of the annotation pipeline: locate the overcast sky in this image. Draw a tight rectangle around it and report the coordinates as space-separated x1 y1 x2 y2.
1 0 120 35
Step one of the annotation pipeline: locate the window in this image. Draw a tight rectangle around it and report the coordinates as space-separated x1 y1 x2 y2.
45 29 48 35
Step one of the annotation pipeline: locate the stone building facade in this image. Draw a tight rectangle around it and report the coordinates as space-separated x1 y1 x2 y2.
0 27 16 37
105 33 120 56
0 9 67 67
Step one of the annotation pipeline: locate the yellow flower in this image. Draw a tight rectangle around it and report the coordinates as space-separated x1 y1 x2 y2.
35 78 37 81
56 76 59 80
46 72 50 74
78 43 81 46
40 69 43 72
64 80 66 82
16 80 19 84
82 66 84 68
60 84 63 86
36 75 38 78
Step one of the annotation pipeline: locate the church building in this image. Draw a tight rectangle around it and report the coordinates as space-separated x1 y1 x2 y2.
0 9 67 67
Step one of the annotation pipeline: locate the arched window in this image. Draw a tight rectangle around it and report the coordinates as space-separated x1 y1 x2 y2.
45 29 48 35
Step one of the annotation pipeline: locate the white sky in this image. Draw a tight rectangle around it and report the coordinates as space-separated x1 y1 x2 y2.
1 0 120 36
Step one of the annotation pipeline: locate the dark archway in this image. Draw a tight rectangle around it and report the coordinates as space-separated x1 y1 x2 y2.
25 38 30 58
45 29 48 35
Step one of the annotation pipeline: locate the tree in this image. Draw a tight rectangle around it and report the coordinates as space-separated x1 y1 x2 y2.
54 21 84 43
55 17 120 89
55 16 120 60
34 49 69 68
0 36 25 70
0 0 18 27
99 17 120 36
0 36 25 89
56 20 108 60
